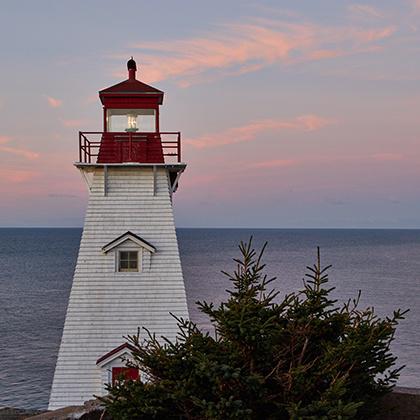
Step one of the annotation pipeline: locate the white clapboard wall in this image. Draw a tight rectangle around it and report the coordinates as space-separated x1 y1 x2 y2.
49 166 189 410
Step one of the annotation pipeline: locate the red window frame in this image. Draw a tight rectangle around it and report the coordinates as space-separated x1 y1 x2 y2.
112 367 139 384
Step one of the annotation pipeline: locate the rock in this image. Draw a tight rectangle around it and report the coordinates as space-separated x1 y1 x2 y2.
26 400 110 420
0 407 44 420
375 387 420 420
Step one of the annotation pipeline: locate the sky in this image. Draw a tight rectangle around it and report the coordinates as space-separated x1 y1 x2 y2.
0 0 420 228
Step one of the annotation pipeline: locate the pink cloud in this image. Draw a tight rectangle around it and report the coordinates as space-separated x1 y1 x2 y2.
249 159 298 169
122 19 395 86
0 135 11 145
185 115 333 149
348 4 384 19
309 49 343 60
372 153 404 161
0 168 37 183
354 26 395 42
46 95 62 108
295 115 334 131
412 0 420 11
0 145 39 160
0 136 39 160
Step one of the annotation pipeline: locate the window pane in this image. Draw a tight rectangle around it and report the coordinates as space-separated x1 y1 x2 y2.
120 251 129 261
128 251 138 261
129 260 138 269
119 260 129 269
107 109 156 132
112 367 139 384
118 251 139 272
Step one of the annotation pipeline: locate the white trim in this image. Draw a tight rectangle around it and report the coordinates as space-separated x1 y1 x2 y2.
107 368 111 386
103 233 156 254
117 249 142 273
169 168 184 198
78 168 94 191
97 348 133 368
104 165 108 196
74 162 186 169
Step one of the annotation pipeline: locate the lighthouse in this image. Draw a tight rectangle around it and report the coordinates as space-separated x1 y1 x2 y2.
49 58 189 409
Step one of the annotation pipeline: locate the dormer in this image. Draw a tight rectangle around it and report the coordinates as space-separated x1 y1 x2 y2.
102 231 156 273
96 343 139 393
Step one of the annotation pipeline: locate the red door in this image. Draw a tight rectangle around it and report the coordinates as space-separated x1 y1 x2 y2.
112 367 139 384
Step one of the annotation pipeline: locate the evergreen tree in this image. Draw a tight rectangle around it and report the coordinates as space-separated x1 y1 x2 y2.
102 240 407 419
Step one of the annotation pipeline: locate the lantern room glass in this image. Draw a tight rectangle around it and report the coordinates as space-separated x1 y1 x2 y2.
107 109 156 133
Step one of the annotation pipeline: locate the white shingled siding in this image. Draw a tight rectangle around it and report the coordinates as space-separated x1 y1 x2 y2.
48 166 189 409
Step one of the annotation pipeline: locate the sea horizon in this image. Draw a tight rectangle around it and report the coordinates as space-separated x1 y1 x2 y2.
1 226 420 230
0 227 419 409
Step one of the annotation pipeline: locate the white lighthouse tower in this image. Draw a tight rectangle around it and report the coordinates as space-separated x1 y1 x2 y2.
49 58 189 409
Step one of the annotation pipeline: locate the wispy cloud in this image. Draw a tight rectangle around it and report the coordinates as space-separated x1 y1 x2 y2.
295 115 334 131
348 4 384 19
355 26 395 42
412 0 420 11
0 136 39 160
249 159 298 169
0 145 39 160
185 115 333 149
45 95 62 108
372 153 404 161
122 18 395 86
0 168 37 183
0 135 11 145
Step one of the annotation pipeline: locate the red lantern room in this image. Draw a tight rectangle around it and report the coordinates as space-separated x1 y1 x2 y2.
78 58 181 165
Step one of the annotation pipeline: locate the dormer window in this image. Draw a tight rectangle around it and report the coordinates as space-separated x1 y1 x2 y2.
118 250 139 272
102 231 156 273
96 343 140 395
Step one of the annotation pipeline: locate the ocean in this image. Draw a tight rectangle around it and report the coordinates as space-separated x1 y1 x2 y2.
0 228 419 410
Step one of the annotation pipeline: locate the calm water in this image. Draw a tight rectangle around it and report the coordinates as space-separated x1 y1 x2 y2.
0 228 419 410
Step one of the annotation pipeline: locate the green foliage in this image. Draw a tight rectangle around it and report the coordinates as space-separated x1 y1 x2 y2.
102 240 407 419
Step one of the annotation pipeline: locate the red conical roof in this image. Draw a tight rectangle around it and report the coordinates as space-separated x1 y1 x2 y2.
99 58 164 105
99 79 163 104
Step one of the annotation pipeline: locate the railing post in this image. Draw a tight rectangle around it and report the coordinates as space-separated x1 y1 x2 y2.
78 132 181 164
83 136 86 163
178 132 181 163
86 138 89 163
128 132 132 162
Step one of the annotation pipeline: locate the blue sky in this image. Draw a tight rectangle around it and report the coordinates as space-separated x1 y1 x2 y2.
1 0 420 227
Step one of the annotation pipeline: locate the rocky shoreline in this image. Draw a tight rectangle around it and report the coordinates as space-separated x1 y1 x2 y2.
1 387 419 419
0 400 108 420
0 407 43 420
